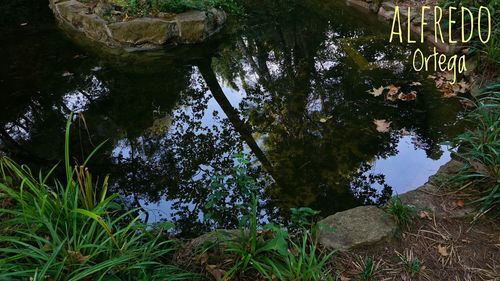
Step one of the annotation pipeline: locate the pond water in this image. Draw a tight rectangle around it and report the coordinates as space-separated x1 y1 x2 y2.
0 0 464 236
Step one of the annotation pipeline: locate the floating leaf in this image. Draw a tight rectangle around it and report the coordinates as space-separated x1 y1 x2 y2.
373 119 391 133
459 99 475 109
320 116 333 123
62 71 74 77
367 86 385 97
387 84 400 96
398 90 417 101
386 92 398 102
410 81 422 86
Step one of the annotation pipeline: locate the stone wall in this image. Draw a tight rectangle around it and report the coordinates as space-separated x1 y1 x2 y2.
49 0 227 51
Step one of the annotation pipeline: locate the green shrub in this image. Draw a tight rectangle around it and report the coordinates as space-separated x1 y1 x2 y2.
203 155 334 280
0 115 197 280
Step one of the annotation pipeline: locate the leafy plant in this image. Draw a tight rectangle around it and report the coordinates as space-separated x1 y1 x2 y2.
290 207 320 229
385 196 415 228
0 115 197 280
203 154 335 280
353 257 381 281
277 230 334 281
451 83 499 216
397 249 421 278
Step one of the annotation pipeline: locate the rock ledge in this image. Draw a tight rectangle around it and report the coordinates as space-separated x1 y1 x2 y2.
49 0 227 51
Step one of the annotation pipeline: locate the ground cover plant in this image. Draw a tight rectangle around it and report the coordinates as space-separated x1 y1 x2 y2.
196 155 336 280
0 115 197 280
450 82 500 216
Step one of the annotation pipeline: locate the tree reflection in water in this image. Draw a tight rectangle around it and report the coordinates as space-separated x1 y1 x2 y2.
0 0 464 236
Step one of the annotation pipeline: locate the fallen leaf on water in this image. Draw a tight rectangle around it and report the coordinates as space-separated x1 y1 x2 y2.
455 199 465 208
398 91 417 101
459 99 475 109
438 245 449 257
387 84 400 96
367 86 385 97
441 87 457 98
410 81 422 86
62 71 74 77
373 119 391 133
320 116 333 123
20 22 28 26
386 92 398 102
435 78 445 88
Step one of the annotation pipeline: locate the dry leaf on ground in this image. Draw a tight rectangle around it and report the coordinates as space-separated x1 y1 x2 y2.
438 245 449 257
419 210 432 220
455 199 465 208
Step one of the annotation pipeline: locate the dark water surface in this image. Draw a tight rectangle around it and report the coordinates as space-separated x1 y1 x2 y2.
0 0 464 235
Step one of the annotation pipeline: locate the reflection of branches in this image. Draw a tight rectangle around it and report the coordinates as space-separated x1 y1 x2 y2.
197 60 274 174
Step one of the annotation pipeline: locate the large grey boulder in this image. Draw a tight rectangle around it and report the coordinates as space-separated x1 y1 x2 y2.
318 206 397 251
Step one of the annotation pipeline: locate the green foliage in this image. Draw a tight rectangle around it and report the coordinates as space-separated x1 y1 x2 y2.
354 257 381 281
203 154 334 280
402 256 421 277
451 83 500 216
385 196 415 228
276 230 334 281
112 0 242 17
439 0 499 68
290 207 320 229
0 115 197 280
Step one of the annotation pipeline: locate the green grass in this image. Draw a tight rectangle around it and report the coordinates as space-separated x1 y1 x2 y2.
451 83 500 216
0 115 198 280
385 197 415 228
397 249 421 278
353 257 381 281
